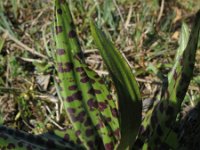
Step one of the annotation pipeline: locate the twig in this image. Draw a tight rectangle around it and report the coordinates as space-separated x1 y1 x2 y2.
84 49 99 54
0 87 22 93
44 106 64 130
30 10 45 27
113 0 125 24
157 0 165 23
0 26 48 59
125 5 133 29
19 57 45 63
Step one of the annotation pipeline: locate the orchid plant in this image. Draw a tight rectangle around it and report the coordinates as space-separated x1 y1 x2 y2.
0 0 200 150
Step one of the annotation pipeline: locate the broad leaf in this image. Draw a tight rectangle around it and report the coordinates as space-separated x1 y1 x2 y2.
54 0 120 149
90 21 142 149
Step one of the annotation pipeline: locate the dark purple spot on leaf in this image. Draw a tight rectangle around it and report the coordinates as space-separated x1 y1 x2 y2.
99 79 104 84
63 62 73 72
76 52 84 60
173 71 178 80
87 98 98 110
67 108 76 114
57 62 63 66
66 96 73 102
114 128 120 138
94 89 101 94
80 72 87 77
75 67 84 72
57 66 64 73
98 102 107 111
55 26 62 34
108 131 112 137
73 91 82 100
105 142 114 150
63 134 70 141
84 118 92 126
80 76 90 83
57 8 62 14
95 122 104 129
107 95 112 100
76 111 86 122
69 114 78 122
88 88 95 95
68 85 77 91
106 117 112 122
75 130 81 136
59 0 66 3
66 91 82 102
86 128 94 137
111 108 118 118
139 126 145 135
68 30 76 38
57 49 65 55
179 57 184 65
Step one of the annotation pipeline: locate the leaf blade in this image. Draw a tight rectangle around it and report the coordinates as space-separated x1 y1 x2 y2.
90 21 142 149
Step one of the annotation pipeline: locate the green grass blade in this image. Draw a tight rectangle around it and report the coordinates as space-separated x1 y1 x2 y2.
0 36 5 53
90 21 142 149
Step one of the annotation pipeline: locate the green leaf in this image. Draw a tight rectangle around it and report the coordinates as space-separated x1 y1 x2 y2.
168 22 190 82
54 0 120 149
90 21 142 149
166 10 200 105
134 10 200 150
0 125 76 150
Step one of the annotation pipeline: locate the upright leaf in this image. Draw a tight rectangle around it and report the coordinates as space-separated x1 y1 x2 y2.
90 21 142 149
168 22 190 81
134 10 200 149
54 0 120 149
